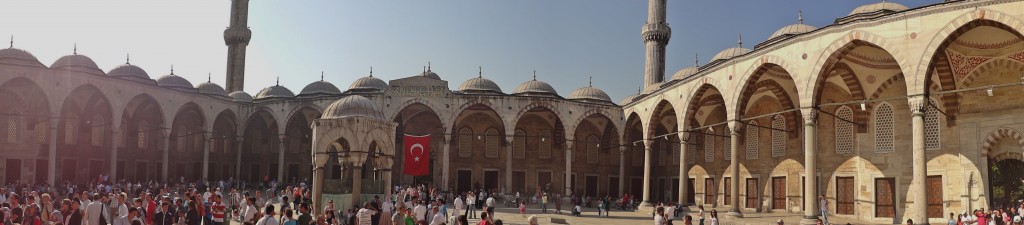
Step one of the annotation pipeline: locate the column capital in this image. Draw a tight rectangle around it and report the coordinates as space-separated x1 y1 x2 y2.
642 139 654 149
801 108 818 125
727 120 742 133
908 95 928 116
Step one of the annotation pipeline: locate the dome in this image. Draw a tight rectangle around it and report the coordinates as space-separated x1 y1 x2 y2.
300 80 342 95
50 54 103 75
671 66 699 80
568 86 612 103
108 64 151 81
619 94 639 105
255 84 295 99
769 23 817 40
711 47 752 61
322 95 384 120
156 74 195 91
347 76 388 93
458 77 503 94
848 2 908 16
196 81 228 97
0 48 44 67
513 79 558 96
229 91 254 102
420 70 441 79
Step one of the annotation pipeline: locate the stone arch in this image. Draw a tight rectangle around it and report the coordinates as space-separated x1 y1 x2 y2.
647 99 677 140
806 30 913 106
738 79 799 138
211 109 238 155
571 108 619 137
388 98 447 127
683 83 728 130
914 9 1024 94
285 103 324 126
0 77 51 146
961 59 1024 89
868 73 906 100
449 98 498 129
732 55 803 102
981 127 1024 161
169 102 206 154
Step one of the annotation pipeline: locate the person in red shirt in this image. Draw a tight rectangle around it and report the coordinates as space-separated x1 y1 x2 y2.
211 195 226 225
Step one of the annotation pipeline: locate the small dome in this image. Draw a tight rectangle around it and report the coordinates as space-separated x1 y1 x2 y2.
711 47 752 61
156 74 195 91
848 2 908 16
0 48 45 67
568 86 612 103
347 76 388 93
619 94 639 105
108 64 151 81
255 84 295 99
420 70 441 79
322 95 384 120
769 23 817 40
513 79 558 96
458 77 503 94
671 66 699 80
229 91 254 102
51 54 103 75
196 81 228 97
300 80 342 95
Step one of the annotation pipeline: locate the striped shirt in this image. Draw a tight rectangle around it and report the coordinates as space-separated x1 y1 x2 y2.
211 202 226 222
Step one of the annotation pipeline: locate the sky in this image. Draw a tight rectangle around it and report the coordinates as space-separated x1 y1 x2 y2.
0 0 935 101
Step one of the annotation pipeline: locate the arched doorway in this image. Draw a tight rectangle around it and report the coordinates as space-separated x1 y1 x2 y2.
983 128 1024 207
392 103 443 186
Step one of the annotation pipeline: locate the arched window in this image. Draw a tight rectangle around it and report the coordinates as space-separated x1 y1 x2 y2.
874 102 895 153
251 129 263 152
35 121 47 144
771 115 786 158
538 130 551 159
513 129 526 159
723 127 732 161
7 115 23 143
485 128 499 158
925 99 941 150
834 106 855 155
458 127 472 158
746 121 759 160
704 128 715 162
64 116 78 145
657 138 666 166
687 133 696 164
90 116 105 147
137 120 149 150
587 135 599 164
176 127 186 152
671 136 680 165
632 143 643 166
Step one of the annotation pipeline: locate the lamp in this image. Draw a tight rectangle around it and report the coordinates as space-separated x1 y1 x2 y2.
987 86 994 97
859 101 867 111
541 137 545 142
477 135 482 140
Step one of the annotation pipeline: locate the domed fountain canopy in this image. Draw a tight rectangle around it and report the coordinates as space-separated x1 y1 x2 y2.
322 95 385 120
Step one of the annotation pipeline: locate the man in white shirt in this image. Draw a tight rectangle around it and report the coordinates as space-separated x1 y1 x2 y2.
356 203 376 225
112 207 139 225
412 200 427 223
453 195 464 218
428 207 445 225
242 197 258 223
653 207 666 225
85 193 109 225
485 196 495 209
466 193 477 219
255 205 279 225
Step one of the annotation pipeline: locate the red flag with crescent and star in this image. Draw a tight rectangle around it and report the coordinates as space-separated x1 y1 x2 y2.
403 134 431 176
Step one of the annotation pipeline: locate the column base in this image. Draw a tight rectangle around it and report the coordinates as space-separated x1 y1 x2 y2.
800 215 819 225
725 210 743 218
637 201 655 211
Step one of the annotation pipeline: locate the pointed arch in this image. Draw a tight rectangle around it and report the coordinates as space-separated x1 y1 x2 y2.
981 127 1024 162
807 31 912 107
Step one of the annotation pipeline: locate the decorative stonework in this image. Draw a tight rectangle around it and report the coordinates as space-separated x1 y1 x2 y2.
945 49 991 81
981 127 1024 162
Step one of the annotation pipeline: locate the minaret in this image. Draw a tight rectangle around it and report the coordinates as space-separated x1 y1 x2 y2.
641 0 671 90
224 0 252 92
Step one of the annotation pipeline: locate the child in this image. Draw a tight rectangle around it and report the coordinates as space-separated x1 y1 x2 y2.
519 202 526 218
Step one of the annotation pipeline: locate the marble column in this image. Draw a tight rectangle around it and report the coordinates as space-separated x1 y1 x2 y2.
162 132 170 181
311 165 325 215
442 134 451 191
47 113 58 185
564 143 572 195
236 137 243 179
727 121 743 218
909 96 929 224
278 135 286 183
506 137 512 193
618 146 626 197
202 133 210 179
351 166 363 208
639 140 654 208
801 109 819 225
109 119 120 181
678 133 689 208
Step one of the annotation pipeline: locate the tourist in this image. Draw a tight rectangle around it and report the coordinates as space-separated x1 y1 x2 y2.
390 206 404 225
518 202 525 218
356 202 375 225
212 195 226 225
776 219 784 225
402 207 415 225
457 215 468 225
153 202 173 225
906 218 914 225
114 207 140 225
281 209 295 225
554 194 561 214
413 200 426 224
654 206 666 225
297 204 312 225
466 193 476 219
683 215 693 225
572 204 582 217
52 199 68 225
85 193 108 225
818 195 829 225
39 194 53 223
370 196 382 225
697 205 705 225
477 212 491 225
256 205 279 225
243 197 259 223
428 207 444 225
22 205 41 225
453 194 464 218
540 194 548 214
381 197 394 225
485 195 495 210
708 210 718 225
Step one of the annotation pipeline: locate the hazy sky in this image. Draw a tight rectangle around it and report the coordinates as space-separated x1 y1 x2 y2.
1 0 933 101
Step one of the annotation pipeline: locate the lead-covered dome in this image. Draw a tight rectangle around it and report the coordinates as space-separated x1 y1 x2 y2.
0 48 45 68
229 91 254 102
711 47 752 61
255 83 295 99
514 79 558 96
568 86 612 103
458 76 503 94
347 76 388 93
769 23 816 40
156 74 195 91
51 54 104 75
196 81 228 97
322 95 384 120
109 63 151 82
300 80 342 95
671 66 699 80
848 2 908 16
620 94 639 105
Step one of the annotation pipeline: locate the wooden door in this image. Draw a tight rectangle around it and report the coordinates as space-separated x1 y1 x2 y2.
688 178 696 205
772 177 786 209
631 178 642 196
746 178 758 208
875 178 896 217
35 159 47 184
836 177 855 215
89 160 103 181
586 176 599 197
484 170 499 191
609 177 620 196
538 171 552 192
457 170 472 193
63 159 77 182
724 177 731 204
136 162 148 181
512 171 526 193
672 178 680 202
927 176 943 218
704 178 715 204
5 159 21 184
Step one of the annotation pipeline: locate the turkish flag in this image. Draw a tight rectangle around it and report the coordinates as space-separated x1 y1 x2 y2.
403 134 431 176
